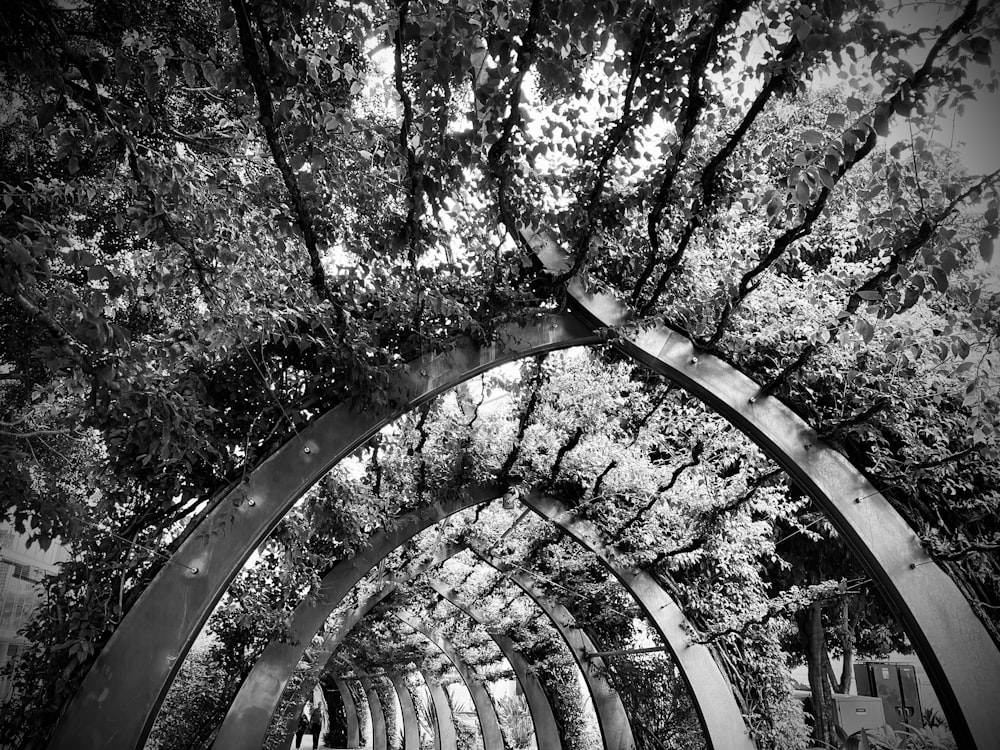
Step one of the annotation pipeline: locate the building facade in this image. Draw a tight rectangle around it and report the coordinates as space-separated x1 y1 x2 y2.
0 524 67 701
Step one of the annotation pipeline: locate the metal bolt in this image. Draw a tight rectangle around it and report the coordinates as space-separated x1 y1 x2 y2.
303 445 312 454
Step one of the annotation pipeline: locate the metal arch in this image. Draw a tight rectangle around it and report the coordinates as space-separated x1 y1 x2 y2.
50 315 599 750
333 678 361 749
389 674 420 750
526 231 1000 749
395 613 505 750
212 488 503 750
521 491 755 750
421 671 457 750
266 535 635 750
468 545 636 750
360 677 389 750
273 542 470 750
428 579 564 750
49 231 1000 750
350 679 373 749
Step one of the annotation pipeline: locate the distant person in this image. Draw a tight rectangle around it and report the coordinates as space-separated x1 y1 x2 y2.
310 708 322 749
295 710 309 749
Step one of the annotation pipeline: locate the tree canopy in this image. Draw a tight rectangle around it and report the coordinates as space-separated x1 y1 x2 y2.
1 0 999 747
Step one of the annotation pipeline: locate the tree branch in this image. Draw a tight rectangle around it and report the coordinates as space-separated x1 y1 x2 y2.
702 0 984 348
632 0 753 304
639 35 802 314
753 165 1000 399
487 0 545 248
612 440 704 542
562 9 656 280
231 0 332 304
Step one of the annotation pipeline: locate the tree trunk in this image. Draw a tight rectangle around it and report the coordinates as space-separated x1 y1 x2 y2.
799 602 836 746
839 597 854 694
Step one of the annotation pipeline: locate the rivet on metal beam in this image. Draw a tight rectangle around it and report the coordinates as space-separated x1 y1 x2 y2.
689 357 699 365
303 445 312 454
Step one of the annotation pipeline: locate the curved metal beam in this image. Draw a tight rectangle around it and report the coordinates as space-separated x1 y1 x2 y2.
52 221 1000 750
51 315 598 750
389 675 420 750
528 232 1000 749
395 613 505 750
270 537 636 750
521 490 753 750
213 488 502 750
421 671 456 750
428 579 563 750
333 678 361 749
468 545 636 750
273 543 469 749
360 677 388 750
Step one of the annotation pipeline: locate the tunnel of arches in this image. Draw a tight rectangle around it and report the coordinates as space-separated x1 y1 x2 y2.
56 286 1000 750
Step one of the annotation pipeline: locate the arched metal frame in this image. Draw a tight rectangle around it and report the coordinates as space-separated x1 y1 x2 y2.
389 674 420 750
271 538 640 750
520 491 754 749
50 232 1000 747
360 677 388 750
236 500 748 749
212 488 503 750
428 578 563 750
350 679 373 749
51 316 598 750
333 678 361 749
421 671 457 750
395 613 505 750
274 543 469 749
468 544 636 750
530 233 1000 748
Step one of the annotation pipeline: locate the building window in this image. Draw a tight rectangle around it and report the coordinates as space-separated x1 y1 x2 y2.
11 563 33 582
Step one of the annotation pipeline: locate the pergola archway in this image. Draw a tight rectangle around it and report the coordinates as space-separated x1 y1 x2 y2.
428 578 564 750
219 485 744 750
49 249 1000 749
212 486 502 749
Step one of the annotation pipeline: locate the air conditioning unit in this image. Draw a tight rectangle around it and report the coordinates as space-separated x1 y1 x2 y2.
832 694 886 736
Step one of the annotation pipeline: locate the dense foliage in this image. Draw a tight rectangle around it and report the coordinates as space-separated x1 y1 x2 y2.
1 0 998 747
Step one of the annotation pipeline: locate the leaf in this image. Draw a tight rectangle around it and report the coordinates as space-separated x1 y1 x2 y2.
115 55 132 86
980 234 994 263
856 319 875 343
795 181 810 205
37 102 57 128
826 112 845 129
931 266 948 292
292 123 312 146
846 96 864 112
801 129 823 145
873 106 891 137
939 249 957 274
